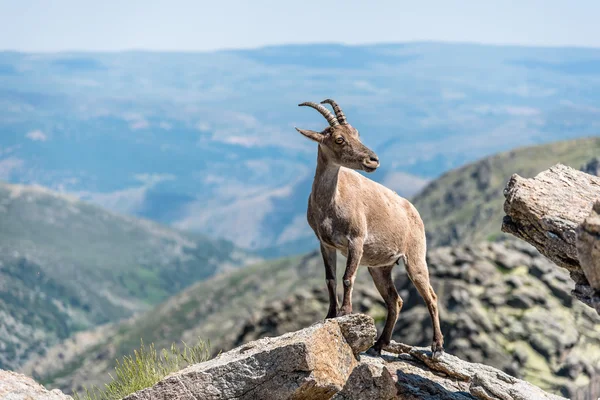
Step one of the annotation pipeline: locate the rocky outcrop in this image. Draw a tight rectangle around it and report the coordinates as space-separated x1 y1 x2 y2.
125 315 372 400
502 164 600 271
576 201 600 290
502 163 600 314
124 314 563 400
395 240 600 396
575 200 600 319
24 240 600 398
235 240 600 399
0 370 73 399
338 340 566 400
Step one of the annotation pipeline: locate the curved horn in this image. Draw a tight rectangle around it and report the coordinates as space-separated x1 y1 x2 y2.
320 99 347 125
298 102 339 127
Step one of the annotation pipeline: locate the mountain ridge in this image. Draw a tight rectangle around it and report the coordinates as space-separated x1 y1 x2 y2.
3 43 600 254
414 136 600 248
0 179 256 371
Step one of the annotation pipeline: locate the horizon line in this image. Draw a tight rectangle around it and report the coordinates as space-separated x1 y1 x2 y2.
2 39 600 54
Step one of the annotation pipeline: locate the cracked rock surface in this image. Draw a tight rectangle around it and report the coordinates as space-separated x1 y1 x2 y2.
124 314 564 400
124 316 365 400
502 163 600 315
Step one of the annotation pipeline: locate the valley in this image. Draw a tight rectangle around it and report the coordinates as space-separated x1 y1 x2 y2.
2 43 600 254
0 181 256 370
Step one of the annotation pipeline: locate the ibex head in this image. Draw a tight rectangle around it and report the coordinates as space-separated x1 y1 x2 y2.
296 99 380 173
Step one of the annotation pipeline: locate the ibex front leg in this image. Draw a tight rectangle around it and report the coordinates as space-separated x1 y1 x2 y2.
339 238 364 316
320 243 338 319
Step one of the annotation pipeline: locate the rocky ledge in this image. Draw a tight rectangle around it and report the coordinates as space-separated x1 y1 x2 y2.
0 369 72 399
124 314 563 400
502 163 600 314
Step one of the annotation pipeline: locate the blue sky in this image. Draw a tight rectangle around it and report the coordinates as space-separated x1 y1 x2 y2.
1 0 600 51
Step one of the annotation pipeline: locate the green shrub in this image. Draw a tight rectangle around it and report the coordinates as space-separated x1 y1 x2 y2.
73 338 210 400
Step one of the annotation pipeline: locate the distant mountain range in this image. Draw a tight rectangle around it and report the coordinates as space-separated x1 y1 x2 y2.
23 138 600 394
1 43 600 255
21 137 600 397
0 181 256 371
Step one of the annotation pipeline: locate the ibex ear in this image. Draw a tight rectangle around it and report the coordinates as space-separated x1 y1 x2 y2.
295 127 323 143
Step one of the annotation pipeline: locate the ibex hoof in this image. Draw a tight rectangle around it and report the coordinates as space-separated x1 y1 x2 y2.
366 346 382 356
431 344 445 361
337 307 353 316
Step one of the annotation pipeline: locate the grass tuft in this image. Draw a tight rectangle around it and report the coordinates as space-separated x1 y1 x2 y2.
73 338 210 400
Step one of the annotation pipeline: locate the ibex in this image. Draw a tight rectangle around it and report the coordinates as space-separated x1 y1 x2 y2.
296 99 444 357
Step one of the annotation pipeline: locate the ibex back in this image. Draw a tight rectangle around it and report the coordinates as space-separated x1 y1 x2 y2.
296 99 444 357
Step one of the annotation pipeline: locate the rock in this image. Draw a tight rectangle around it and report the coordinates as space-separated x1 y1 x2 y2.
0 370 73 399
383 341 565 400
535 266 574 307
580 157 600 177
572 282 600 316
502 164 600 272
335 314 377 357
521 307 579 361
506 294 534 309
125 315 367 400
529 258 554 278
506 239 541 258
576 201 600 290
472 158 493 191
124 315 564 400
494 248 529 270
508 287 547 308
469 371 562 400
502 163 600 314
389 240 600 398
452 246 476 265
481 284 508 307
557 353 588 380
332 357 397 400
505 275 525 289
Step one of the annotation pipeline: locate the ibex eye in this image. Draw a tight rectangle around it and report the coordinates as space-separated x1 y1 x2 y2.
335 137 344 144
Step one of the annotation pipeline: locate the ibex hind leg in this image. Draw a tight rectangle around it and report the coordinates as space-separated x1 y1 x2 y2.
367 265 402 355
405 254 445 359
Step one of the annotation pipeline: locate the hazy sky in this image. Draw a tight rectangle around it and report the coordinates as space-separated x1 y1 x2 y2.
2 0 599 52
